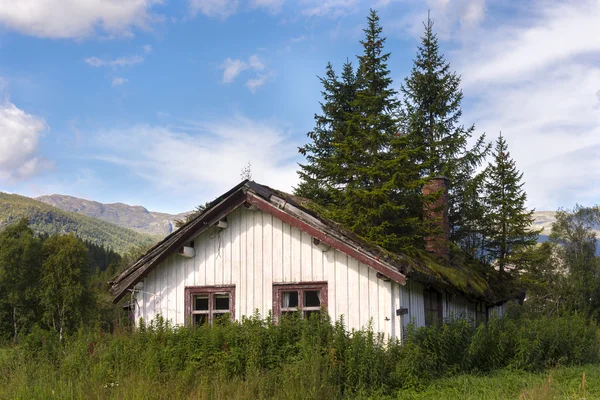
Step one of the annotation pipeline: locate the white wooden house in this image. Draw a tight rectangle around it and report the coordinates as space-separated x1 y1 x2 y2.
111 180 512 341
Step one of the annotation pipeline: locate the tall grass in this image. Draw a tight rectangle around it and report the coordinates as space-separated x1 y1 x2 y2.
0 312 598 399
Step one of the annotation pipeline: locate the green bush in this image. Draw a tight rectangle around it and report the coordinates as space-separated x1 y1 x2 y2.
0 312 598 398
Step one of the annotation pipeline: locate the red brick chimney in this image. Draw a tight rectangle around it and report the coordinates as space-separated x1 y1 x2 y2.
423 177 450 258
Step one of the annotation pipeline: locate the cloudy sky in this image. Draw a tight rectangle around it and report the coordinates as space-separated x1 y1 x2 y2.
0 0 599 214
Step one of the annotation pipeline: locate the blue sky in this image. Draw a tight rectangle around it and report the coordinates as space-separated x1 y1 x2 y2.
0 0 599 214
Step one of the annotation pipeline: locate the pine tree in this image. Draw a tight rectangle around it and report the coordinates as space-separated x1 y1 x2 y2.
400 15 490 249
297 9 426 253
296 60 356 203
483 134 538 273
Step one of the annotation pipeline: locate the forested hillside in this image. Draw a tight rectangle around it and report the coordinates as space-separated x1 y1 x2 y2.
0 192 158 254
36 194 188 236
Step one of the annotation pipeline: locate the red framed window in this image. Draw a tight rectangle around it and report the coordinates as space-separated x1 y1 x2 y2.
423 288 442 327
185 286 235 325
273 282 327 320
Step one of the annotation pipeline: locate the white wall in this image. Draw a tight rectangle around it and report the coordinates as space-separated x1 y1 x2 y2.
132 207 401 338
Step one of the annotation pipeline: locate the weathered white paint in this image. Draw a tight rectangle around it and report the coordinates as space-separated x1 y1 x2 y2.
131 205 503 338
132 207 398 338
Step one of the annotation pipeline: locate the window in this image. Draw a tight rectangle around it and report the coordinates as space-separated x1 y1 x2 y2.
423 288 442 327
273 282 327 320
185 286 235 325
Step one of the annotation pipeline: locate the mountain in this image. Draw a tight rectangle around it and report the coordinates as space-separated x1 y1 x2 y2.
36 194 189 236
0 192 158 254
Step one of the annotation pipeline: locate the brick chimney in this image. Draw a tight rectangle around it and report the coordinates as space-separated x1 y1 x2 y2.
423 177 450 258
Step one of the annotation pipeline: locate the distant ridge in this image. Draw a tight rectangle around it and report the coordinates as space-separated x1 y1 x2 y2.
36 194 190 237
0 192 158 254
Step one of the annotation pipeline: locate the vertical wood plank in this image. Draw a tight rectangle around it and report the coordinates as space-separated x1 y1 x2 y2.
231 208 241 319
312 238 324 281
334 251 349 328
358 262 370 328
246 209 255 317
223 211 232 285
271 215 283 282
206 228 215 286
262 212 273 316
239 208 247 318
291 226 302 281
368 267 380 334
282 222 291 282
253 211 263 317
301 232 313 281
324 249 336 318
347 256 360 330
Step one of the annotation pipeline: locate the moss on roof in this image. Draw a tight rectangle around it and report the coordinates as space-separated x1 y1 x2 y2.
265 185 521 305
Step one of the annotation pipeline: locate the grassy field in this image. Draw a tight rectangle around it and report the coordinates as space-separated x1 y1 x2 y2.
0 342 597 400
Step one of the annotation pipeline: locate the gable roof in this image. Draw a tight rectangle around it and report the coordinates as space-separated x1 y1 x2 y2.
110 181 520 305
110 180 407 302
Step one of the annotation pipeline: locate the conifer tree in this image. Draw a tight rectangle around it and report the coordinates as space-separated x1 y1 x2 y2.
297 9 426 253
400 16 490 249
483 134 538 273
296 60 356 203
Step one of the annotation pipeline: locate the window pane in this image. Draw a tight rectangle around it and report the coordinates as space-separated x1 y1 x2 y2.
282 291 298 308
194 295 209 311
215 294 230 311
304 290 321 307
193 314 207 326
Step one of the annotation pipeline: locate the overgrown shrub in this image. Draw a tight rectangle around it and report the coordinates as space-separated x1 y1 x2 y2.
0 312 598 399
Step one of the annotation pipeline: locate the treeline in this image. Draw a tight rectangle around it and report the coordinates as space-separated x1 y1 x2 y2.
0 312 596 398
0 218 146 343
0 191 157 254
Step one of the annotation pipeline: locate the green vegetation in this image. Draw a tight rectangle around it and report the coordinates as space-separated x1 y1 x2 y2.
0 313 598 399
0 192 158 254
0 218 140 343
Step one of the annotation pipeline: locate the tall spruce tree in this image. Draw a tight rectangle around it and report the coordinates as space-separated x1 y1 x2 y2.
400 16 490 250
297 60 356 203
297 9 426 253
483 134 538 273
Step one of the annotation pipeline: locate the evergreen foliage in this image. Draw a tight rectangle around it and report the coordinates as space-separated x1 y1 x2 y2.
400 15 490 249
297 9 427 253
483 134 538 273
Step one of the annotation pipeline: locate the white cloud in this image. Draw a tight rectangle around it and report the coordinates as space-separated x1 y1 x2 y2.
397 0 486 41
459 0 600 87
454 0 600 210
94 115 299 201
143 44 153 53
220 54 266 86
248 54 265 71
0 101 51 182
84 55 144 68
245 74 268 93
301 0 359 18
189 0 239 18
0 0 160 39
220 58 249 83
112 77 128 86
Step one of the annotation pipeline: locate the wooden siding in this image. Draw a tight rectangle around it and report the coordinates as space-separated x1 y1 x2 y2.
133 207 399 338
